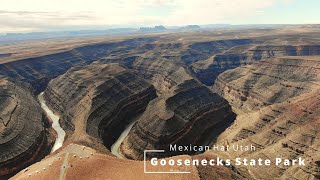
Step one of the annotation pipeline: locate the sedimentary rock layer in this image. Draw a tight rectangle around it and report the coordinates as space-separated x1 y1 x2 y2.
0 37 156 94
0 79 53 178
3 30 320 179
214 57 320 113
251 45 320 57
212 57 320 179
192 45 320 86
121 80 236 160
182 39 253 64
0 37 254 95
132 58 193 94
43 63 157 149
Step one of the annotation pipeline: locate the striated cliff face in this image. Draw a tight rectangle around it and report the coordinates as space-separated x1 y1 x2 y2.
0 37 255 95
121 80 236 160
212 57 320 179
192 45 320 86
0 79 53 178
132 58 193 94
181 39 253 65
3 29 320 179
5 36 315 97
99 39 254 94
0 37 156 94
214 57 319 113
43 63 157 150
250 45 320 57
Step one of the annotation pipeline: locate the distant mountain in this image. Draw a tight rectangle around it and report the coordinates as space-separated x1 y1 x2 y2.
179 25 201 30
139 25 167 32
199 24 231 29
0 24 294 44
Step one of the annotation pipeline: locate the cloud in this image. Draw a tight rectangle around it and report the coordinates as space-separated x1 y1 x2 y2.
0 0 293 33
0 11 98 33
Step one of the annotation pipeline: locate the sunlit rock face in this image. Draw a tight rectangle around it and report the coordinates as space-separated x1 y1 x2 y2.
212 57 320 179
214 57 320 113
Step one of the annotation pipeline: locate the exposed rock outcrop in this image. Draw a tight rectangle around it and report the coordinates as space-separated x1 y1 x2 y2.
121 80 236 160
211 57 320 179
43 63 157 150
182 39 253 65
0 37 254 95
192 45 320 86
3 28 320 179
132 58 193 94
250 45 320 57
0 37 156 94
0 79 53 178
214 57 320 113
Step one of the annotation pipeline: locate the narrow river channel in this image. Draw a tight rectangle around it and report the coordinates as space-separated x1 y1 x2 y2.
110 115 141 158
38 91 137 157
38 92 66 152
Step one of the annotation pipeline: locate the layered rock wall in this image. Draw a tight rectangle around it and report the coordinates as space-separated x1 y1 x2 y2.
121 80 235 160
43 63 157 149
192 45 320 86
214 57 319 113
0 79 53 178
0 38 155 94
212 57 320 179
132 59 192 93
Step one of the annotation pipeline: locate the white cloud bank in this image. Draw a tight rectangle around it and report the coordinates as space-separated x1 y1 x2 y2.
0 0 294 33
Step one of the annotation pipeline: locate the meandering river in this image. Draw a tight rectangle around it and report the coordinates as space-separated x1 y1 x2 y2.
110 120 136 158
38 92 66 152
38 91 137 157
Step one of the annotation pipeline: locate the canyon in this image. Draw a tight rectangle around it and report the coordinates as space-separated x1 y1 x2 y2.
43 63 157 151
211 56 320 179
120 79 236 159
0 79 54 178
38 93 65 152
0 26 319 179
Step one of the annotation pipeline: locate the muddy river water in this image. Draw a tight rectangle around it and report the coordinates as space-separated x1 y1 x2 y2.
38 92 66 152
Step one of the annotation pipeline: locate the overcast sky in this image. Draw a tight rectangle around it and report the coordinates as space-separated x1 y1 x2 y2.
0 0 319 33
